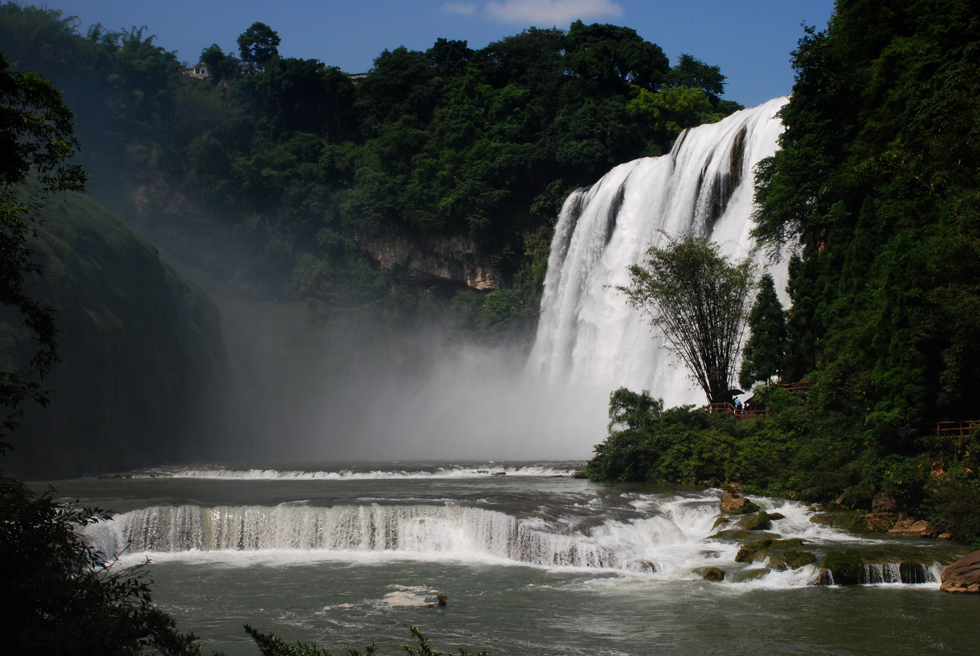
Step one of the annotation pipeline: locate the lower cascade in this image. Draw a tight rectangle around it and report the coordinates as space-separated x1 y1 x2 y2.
528 97 790 407
82 499 941 588
86 503 685 571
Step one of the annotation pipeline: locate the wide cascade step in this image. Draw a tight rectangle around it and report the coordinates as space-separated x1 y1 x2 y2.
85 503 685 571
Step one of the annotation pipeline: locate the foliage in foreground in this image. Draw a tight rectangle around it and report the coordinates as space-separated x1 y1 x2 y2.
246 624 486 656
586 386 980 547
0 476 202 655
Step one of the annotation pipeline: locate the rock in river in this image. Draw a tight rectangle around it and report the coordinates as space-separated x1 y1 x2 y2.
940 551 980 594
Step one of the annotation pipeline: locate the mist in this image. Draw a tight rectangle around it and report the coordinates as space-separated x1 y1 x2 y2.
213 294 610 464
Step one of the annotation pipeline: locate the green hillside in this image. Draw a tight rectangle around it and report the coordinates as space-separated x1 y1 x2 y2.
0 192 227 478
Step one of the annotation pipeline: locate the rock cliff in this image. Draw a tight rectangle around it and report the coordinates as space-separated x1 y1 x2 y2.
353 226 503 291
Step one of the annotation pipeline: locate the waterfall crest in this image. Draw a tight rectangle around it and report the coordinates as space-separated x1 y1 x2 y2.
528 97 789 407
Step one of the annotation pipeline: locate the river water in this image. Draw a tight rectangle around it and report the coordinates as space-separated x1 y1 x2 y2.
37 462 978 655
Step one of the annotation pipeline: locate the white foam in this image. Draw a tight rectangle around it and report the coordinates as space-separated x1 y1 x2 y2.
131 465 577 481
83 490 946 590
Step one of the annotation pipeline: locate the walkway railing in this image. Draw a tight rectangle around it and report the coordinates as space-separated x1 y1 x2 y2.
780 381 812 395
707 403 769 420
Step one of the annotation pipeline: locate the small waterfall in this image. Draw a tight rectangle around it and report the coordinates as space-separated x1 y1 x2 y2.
84 503 686 572
528 97 789 406
863 563 902 584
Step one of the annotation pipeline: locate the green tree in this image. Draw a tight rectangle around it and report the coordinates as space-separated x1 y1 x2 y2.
666 53 726 101
0 477 203 655
564 20 669 91
238 21 280 67
0 49 85 452
739 272 788 389
199 43 240 82
617 236 755 404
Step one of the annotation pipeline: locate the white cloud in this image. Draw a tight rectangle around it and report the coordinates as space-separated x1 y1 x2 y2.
442 2 479 16
484 0 624 25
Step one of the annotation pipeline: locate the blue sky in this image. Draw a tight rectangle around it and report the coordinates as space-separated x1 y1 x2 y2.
48 0 836 107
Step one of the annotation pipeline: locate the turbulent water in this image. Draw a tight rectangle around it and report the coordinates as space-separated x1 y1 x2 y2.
529 97 790 407
49 463 975 655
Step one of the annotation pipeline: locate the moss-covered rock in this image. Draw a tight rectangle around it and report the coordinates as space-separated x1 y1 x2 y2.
708 529 751 541
739 511 773 531
735 538 814 570
810 568 834 586
735 539 773 563
711 516 731 530
721 492 761 514
822 549 877 585
782 550 818 569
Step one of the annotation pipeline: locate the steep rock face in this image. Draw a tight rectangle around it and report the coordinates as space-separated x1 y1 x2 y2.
1 193 228 479
353 226 503 291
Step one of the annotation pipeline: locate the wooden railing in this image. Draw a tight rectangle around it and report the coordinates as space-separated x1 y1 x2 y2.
707 402 769 420
936 420 978 437
780 381 812 395
934 420 977 460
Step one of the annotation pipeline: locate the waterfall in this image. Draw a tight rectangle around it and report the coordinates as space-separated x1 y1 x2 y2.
528 97 789 407
84 503 688 572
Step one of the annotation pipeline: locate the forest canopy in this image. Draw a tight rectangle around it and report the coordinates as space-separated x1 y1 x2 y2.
0 4 742 333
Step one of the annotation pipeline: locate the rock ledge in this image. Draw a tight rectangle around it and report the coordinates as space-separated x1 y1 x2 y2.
940 551 980 593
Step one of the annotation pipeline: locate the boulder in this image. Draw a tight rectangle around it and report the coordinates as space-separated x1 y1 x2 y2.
861 512 898 532
711 516 731 530
709 529 779 541
782 550 817 569
697 567 725 581
940 551 980 593
735 539 773 563
888 518 931 537
822 550 866 585
809 568 834 586
739 511 773 531
872 495 899 512
720 493 760 514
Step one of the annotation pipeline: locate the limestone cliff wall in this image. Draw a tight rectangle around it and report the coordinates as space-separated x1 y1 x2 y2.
353 227 503 291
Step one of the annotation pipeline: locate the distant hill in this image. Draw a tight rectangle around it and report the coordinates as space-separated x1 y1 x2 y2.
1 193 227 479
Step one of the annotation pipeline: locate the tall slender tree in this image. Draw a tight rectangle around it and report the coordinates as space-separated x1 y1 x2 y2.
739 272 788 389
617 235 755 404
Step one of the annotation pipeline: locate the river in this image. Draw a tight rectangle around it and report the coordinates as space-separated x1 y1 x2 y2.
36 462 978 655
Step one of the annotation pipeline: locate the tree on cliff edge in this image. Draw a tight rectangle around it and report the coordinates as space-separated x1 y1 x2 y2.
617 236 754 404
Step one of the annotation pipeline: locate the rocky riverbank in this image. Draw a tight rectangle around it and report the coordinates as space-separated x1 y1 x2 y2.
703 491 976 590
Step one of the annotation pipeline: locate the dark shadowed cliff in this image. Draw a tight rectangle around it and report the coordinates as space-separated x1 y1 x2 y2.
0 192 227 478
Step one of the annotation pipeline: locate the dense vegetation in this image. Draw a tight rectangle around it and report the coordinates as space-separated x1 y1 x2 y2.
0 3 741 336
588 0 980 546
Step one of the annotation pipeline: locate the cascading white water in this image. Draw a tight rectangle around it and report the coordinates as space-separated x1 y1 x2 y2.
82 496 941 587
528 97 790 407
85 503 687 572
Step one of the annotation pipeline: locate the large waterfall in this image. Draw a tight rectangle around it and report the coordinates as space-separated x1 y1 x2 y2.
528 97 789 408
